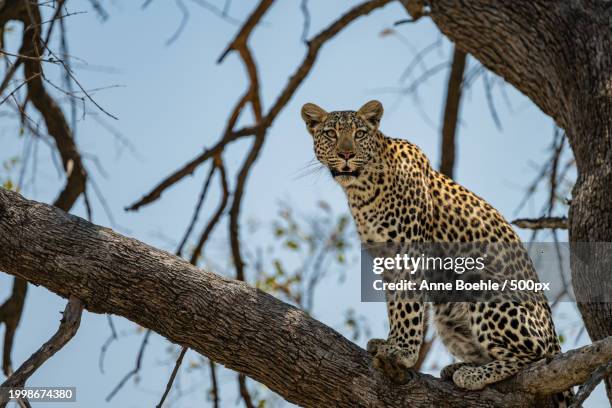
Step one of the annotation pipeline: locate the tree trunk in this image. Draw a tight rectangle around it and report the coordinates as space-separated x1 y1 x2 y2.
400 0 612 397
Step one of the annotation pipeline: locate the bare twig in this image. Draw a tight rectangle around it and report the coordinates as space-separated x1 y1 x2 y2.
188 0 240 25
18 4 88 210
0 297 83 405
511 216 568 230
128 0 393 213
299 0 310 43
98 315 118 374
483 71 502 130
0 278 27 376
175 163 216 257
189 158 229 264
399 37 442 83
0 58 23 96
209 360 220 408
105 329 152 401
238 374 256 408
166 0 189 46
88 0 109 21
570 361 612 408
156 346 188 408
0 73 41 107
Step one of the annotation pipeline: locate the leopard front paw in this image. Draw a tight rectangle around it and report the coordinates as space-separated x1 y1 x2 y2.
366 338 386 356
440 362 474 381
452 366 487 391
367 338 417 384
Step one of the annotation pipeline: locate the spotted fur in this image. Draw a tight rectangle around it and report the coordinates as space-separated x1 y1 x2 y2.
302 100 572 406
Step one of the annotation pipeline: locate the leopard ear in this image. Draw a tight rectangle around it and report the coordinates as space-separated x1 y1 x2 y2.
301 103 328 134
357 100 383 128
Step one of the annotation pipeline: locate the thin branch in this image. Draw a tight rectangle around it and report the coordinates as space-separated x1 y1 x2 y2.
571 361 612 408
88 0 109 21
0 278 27 376
0 73 41 107
105 329 152 402
399 37 442 83
98 315 118 374
125 95 253 212
209 360 219 408
0 58 23 96
175 163 216 257
0 296 83 405
18 4 88 210
165 0 189 46
299 0 310 43
482 71 502 130
188 0 240 25
41 0 68 50
127 0 394 213
511 216 568 230
189 158 229 264
43 45 119 120
155 346 188 408
217 0 273 64
238 374 256 408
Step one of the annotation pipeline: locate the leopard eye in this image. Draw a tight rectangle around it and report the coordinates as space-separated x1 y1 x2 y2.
324 129 337 139
355 130 367 139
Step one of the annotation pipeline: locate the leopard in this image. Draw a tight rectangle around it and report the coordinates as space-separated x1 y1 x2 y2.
301 100 573 406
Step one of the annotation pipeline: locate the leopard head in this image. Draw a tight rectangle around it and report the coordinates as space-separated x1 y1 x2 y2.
301 100 384 187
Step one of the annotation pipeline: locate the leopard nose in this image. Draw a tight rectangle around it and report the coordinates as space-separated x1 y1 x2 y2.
337 151 355 160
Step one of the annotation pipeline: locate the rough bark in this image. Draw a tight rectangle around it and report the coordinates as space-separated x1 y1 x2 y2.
0 188 610 407
400 0 612 397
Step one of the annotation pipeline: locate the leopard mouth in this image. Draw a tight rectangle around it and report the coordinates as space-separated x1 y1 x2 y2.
330 168 361 178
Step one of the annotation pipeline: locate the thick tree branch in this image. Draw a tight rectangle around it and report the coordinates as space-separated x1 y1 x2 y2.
1 188 610 407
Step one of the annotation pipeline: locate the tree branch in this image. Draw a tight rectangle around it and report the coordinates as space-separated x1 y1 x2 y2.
126 0 394 213
439 46 466 178
0 278 27 376
0 296 83 406
0 0 88 379
511 217 568 230
1 188 610 407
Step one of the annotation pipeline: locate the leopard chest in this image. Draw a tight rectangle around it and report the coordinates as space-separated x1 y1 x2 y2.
346 183 423 243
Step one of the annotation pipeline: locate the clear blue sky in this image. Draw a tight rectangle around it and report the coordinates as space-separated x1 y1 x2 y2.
0 1 603 407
